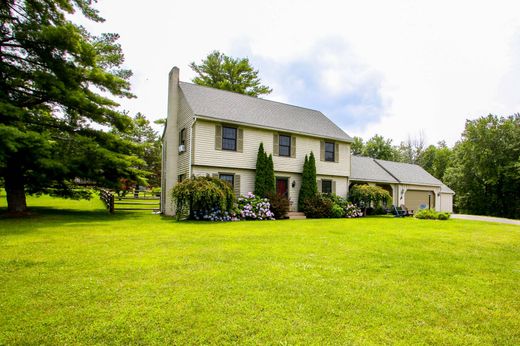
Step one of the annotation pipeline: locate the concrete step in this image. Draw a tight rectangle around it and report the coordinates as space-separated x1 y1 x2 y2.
287 212 306 220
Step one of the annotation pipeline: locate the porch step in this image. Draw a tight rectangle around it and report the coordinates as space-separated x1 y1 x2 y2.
287 212 306 220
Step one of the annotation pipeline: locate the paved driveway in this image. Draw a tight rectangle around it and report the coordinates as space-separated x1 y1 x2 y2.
452 214 520 226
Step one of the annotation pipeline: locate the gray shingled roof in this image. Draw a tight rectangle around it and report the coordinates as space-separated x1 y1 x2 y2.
375 159 445 186
179 82 353 142
350 156 398 183
350 156 455 193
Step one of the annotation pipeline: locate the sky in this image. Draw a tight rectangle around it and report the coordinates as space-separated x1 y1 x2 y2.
81 0 520 146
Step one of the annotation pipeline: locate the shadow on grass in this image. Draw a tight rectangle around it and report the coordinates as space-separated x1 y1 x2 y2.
0 206 160 234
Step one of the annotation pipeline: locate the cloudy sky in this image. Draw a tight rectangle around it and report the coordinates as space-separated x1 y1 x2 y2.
82 0 520 146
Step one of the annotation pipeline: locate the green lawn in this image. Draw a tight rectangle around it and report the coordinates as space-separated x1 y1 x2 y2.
1 194 520 345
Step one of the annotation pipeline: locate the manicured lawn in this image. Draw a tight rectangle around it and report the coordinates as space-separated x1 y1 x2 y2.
1 194 520 344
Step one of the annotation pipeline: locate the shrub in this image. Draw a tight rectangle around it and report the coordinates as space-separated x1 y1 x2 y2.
266 192 290 219
298 152 318 211
349 184 392 215
237 192 275 220
192 208 236 221
331 203 344 218
344 203 364 218
415 209 451 220
171 176 235 220
302 194 333 218
254 143 275 197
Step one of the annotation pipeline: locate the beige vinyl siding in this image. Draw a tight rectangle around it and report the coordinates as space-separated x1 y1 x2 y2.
316 175 348 198
192 166 255 198
440 193 453 213
192 119 351 177
177 92 195 178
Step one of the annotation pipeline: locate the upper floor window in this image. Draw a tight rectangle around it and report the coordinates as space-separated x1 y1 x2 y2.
322 180 332 194
279 135 291 157
325 142 335 162
219 173 234 187
222 126 237 151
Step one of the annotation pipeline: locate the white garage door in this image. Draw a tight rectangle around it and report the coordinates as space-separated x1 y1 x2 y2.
405 190 434 211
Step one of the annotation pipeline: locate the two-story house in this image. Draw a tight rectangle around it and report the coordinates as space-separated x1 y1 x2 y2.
161 67 352 215
161 66 454 216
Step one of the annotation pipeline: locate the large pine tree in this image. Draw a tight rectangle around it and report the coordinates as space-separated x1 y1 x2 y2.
0 0 143 214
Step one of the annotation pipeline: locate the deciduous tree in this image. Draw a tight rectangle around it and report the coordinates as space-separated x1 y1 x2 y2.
445 114 520 218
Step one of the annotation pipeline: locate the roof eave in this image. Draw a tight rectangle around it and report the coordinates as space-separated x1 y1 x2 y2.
195 114 353 143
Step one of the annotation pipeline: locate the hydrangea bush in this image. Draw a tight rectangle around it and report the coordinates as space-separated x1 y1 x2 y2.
192 208 239 222
343 202 364 218
237 192 275 220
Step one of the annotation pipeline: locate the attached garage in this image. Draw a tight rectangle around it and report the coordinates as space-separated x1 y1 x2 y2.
405 190 435 211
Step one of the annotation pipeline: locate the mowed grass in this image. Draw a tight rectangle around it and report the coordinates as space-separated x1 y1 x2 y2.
1 194 520 345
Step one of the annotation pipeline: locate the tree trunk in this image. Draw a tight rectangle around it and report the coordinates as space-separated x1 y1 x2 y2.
4 163 28 214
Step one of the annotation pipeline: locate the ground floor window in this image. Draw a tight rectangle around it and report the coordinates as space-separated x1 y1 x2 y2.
322 180 332 194
219 173 234 187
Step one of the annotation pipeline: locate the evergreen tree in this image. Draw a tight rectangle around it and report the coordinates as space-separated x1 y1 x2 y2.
0 0 143 214
298 155 309 211
298 153 319 211
254 143 267 196
308 152 318 195
190 51 272 97
265 154 276 196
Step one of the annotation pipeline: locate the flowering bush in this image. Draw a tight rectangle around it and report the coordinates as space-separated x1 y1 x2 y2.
192 208 238 222
343 202 364 218
237 192 275 220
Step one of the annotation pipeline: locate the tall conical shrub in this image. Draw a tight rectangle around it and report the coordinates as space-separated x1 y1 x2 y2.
254 143 267 196
298 154 310 211
308 151 318 195
266 154 276 196
299 152 318 211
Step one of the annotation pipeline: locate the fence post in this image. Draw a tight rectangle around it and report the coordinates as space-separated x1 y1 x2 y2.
110 193 114 213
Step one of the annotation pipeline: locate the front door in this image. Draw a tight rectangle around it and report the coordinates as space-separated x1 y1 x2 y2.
276 178 289 198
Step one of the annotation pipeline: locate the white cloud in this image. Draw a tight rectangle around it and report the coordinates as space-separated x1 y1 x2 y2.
80 0 520 145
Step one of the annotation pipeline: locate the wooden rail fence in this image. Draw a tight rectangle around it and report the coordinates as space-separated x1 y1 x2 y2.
99 189 160 213
99 189 114 213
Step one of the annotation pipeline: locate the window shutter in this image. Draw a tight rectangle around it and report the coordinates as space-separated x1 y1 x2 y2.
317 179 322 193
273 134 279 156
291 136 296 158
237 128 243 153
212 173 219 178
320 141 325 161
334 143 339 163
332 181 336 194
215 125 222 150
234 174 241 196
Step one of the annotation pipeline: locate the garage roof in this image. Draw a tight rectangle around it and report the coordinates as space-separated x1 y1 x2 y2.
350 156 398 183
350 156 454 193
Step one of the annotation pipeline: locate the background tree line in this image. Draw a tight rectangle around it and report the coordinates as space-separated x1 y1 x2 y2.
352 115 520 219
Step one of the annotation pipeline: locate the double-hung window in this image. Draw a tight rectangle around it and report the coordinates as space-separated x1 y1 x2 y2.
222 126 237 151
325 142 335 162
219 174 234 187
279 135 291 157
322 180 332 194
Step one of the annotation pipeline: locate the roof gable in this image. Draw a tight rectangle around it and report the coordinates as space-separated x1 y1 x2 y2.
351 156 455 193
179 82 352 142
374 159 445 186
350 156 398 183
